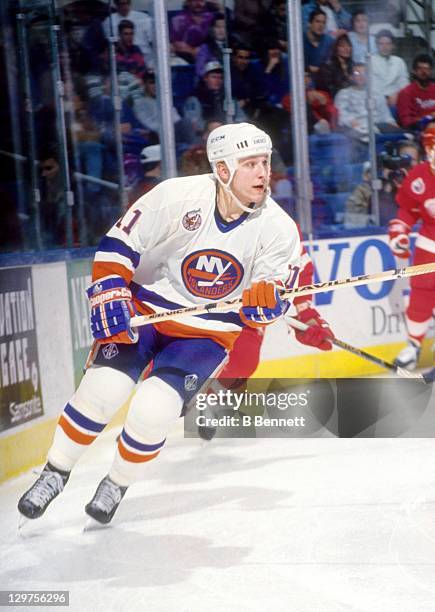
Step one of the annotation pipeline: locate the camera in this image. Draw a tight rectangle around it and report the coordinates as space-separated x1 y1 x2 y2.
378 142 414 189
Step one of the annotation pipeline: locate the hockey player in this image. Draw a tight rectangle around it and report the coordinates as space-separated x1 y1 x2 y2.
388 126 435 369
18 123 303 525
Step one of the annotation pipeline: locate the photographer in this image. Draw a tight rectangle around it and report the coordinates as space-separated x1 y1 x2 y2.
344 140 422 228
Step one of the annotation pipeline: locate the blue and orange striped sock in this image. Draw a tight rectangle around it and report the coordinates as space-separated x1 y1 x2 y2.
109 427 166 486
48 402 107 471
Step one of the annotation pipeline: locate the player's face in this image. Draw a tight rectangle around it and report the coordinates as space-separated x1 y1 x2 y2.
231 155 270 205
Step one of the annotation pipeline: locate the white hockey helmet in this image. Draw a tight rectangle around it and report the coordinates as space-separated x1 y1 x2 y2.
206 122 272 212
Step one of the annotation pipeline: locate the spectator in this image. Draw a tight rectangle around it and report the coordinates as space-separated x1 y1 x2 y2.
64 21 92 75
348 10 376 64
303 9 334 75
335 63 402 151
305 71 338 130
344 161 372 228
63 4 108 74
258 39 290 106
228 43 289 155
179 118 223 175
170 0 217 64
263 0 288 53
140 144 162 188
230 43 265 119
371 29 409 108
38 148 68 247
344 140 421 228
231 0 271 54
183 61 227 130
397 54 435 130
130 70 194 147
195 12 226 79
102 0 154 68
86 69 144 106
282 73 337 134
302 0 351 38
115 20 147 81
315 33 353 98
72 104 105 194
87 74 153 165
128 144 162 203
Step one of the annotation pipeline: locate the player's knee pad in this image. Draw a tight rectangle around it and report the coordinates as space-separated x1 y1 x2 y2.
125 376 183 442
71 366 136 423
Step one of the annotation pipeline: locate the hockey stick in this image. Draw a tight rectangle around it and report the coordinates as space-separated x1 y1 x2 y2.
130 262 435 328
286 315 432 383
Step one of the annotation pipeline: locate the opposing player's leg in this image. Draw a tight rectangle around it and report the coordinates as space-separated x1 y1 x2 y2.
196 326 263 440
395 248 435 370
86 336 227 524
18 326 158 520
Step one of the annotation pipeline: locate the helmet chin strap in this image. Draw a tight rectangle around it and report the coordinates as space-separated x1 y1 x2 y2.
214 157 270 214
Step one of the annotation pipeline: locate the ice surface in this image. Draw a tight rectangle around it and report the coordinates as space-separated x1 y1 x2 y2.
2 423 435 612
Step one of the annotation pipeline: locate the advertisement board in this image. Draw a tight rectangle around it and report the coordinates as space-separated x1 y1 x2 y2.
0 267 43 431
66 259 93 387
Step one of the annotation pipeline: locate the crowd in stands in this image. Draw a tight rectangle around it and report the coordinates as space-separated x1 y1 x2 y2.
17 0 435 247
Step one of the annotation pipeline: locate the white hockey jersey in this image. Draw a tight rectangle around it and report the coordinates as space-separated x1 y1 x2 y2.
93 174 301 350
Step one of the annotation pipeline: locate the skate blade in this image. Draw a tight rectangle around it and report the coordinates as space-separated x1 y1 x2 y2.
18 514 29 531
83 517 110 532
17 514 47 538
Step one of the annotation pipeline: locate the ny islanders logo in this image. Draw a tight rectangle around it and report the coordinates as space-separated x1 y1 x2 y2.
181 249 243 298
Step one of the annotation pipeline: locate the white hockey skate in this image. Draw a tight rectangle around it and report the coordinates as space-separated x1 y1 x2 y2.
394 341 421 371
18 465 69 520
85 475 127 525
